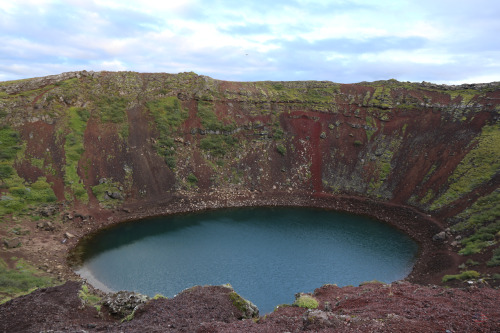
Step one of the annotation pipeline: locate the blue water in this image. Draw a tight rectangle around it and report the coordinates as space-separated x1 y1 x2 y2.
75 207 418 313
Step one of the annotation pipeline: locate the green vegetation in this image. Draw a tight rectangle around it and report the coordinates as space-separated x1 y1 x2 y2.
198 101 235 132
147 97 188 169
487 247 500 267
228 291 257 318
12 177 57 204
365 116 377 141
0 126 21 162
442 270 480 283
451 189 500 256
293 294 319 309
96 96 130 139
0 258 56 304
276 143 286 156
354 140 363 147
152 294 167 300
187 173 198 186
79 283 102 309
458 220 500 255
97 96 128 123
431 123 500 210
368 138 400 196
453 190 500 231
200 135 238 158
0 126 58 216
63 107 89 202
91 179 123 208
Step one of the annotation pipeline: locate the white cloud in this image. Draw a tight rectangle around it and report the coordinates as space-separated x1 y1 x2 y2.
0 0 499 83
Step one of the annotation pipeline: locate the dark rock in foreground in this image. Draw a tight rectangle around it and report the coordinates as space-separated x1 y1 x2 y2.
1 281 499 332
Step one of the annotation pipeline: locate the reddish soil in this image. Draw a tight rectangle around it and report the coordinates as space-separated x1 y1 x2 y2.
2 279 499 332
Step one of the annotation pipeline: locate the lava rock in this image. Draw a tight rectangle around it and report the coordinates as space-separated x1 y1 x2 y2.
3 238 21 249
432 231 446 242
302 309 342 330
102 291 149 318
37 221 55 231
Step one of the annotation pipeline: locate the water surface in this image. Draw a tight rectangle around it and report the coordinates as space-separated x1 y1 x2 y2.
74 207 418 313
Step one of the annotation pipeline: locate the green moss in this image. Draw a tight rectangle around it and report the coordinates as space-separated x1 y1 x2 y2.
228 291 258 318
453 190 500 231
488 247 500 267
96 96 127 123
420 189 434 204
276 143 286 156
442 270 480 283
25 177 57 203
79 284 102 311
293 294 319 309
63 107 89 202
431 123 500 210
199 135 238 158
0 126 56 215
365 116 377 141
198 101 235 132
368 138 399 196
147 97 188 169
458 220 500 255
187 173 198 186
0 258 56 304
91 179 123 208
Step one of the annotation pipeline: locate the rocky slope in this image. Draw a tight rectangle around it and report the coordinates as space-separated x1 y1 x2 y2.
0 71 499 331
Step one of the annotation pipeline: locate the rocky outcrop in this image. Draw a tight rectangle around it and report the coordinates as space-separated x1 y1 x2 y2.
1 281 499 332
102 291 149 318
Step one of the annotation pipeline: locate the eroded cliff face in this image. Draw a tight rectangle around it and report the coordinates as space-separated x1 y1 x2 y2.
0 71 499 279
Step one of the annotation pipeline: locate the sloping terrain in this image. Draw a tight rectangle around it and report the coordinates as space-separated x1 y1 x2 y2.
0 71 499 331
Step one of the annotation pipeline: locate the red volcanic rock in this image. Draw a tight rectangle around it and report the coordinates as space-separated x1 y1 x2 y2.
1 281 499 332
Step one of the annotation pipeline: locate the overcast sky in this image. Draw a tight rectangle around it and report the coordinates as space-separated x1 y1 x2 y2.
1 0 499 83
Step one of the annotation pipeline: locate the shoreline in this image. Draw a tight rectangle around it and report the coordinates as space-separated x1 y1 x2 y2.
65 191 454 287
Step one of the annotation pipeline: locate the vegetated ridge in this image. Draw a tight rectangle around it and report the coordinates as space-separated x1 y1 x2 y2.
0 71 499 332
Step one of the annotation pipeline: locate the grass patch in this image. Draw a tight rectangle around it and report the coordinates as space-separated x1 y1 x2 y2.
79 283 102 311
97 96 128 123
147 97 188 169
0 258 56 304
63 107 89 202
293 294 319 309
187 173 198 186
200 135 238 158
0 126 21 161
453 190 500 231
431 123 500 210
91 179 123 208
487 247 500 267
276 143 286 156
442 270 480 283
458 220 500 255
0 125 57 215
198 101 235 132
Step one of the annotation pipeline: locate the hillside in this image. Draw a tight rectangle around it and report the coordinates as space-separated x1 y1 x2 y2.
0 71 499 331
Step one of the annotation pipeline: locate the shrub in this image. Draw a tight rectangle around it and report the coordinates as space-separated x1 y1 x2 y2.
442 270 480 282
487 247 500 267
0 258 55 303
200 135 237 158
97 96 127 123
187 173 198 185
276 144 286 156
293 294 319 309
